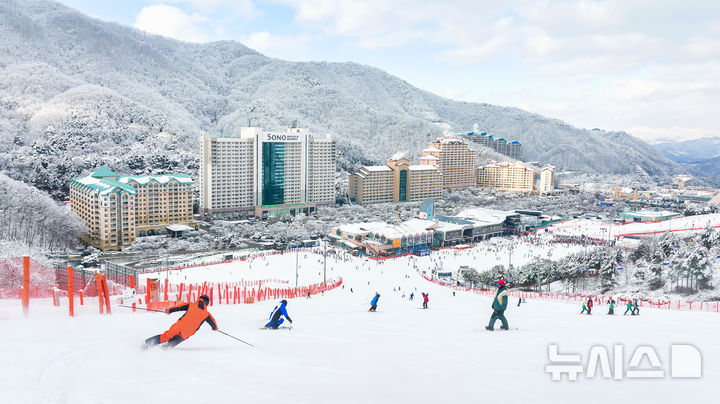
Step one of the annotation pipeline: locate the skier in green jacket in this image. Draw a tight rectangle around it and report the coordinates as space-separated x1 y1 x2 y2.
485 279 509 331
607 299 615 315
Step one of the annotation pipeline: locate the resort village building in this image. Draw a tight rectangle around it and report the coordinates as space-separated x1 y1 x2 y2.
477 161 534 193
69 167 195 251
420 138 476 190
537 164 555 195
349 158 443 205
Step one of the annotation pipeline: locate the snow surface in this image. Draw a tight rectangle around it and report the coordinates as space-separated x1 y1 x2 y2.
1 242 718 404
550 213 720 239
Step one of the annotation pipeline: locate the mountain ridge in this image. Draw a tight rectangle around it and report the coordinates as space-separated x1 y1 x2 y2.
0 0 683 199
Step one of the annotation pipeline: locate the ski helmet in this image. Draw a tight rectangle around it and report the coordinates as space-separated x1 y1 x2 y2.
497 279 506 287
199 295 210 305
281 299 288 305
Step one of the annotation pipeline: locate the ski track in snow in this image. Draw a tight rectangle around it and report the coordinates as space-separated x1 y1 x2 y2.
1 242 719 404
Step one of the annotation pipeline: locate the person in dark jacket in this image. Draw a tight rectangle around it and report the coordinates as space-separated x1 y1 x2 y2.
485 280 509 331
265 299 293 329
369 293 380 311
143 295 218 349
586 297 593 315
422 292 429 309
632 299 640 315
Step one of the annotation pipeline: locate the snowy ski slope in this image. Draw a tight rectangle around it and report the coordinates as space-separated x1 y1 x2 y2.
1 245 718 404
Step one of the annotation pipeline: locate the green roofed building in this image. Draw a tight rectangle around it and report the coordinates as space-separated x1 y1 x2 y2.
70 167 196 251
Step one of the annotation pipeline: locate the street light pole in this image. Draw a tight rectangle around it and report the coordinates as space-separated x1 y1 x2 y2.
323 238 327 287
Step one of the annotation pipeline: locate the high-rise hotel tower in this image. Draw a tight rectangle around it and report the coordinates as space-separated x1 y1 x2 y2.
200 128 336 219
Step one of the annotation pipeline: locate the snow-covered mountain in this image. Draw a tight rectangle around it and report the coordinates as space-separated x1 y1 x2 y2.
653 137 720 182
0 0 681 199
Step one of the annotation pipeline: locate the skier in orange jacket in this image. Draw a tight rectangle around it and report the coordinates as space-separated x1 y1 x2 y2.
142 295 218 349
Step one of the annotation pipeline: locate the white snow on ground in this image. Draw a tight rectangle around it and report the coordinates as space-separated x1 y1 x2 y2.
1 243 719 404
550 213 720 239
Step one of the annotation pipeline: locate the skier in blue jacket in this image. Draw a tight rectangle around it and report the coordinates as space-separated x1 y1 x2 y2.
265 299 293 329
369 292 380 312
485 279 509 331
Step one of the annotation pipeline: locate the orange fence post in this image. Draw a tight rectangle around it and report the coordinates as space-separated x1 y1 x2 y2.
67 266 74 318
51 288 57 306
95 271 104 314
22 256 30 317
164 278 169 301
79 290 84 305
129 274 135 290
146 278 151 308
101 274 111 314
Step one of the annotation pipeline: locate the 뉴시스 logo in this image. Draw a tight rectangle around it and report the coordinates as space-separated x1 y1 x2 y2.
545 344 702 381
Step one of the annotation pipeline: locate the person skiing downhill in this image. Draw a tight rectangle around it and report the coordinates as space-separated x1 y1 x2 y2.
142 295 218 349
586 297 593 315
632 299 640 315
409 292 414 301
608 299 615 315
624 300 633 315
369 293 380 311
485 279 509 331
265 299 293 329
580 301 588 314
422 292 429 309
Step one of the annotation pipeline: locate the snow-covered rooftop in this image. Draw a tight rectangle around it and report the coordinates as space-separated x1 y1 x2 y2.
73 175 136 196
409 165 438 171
422 147 441 152
420 155 438 160
167 224 194 232
456 208 516 226
120 174 193 185
363 166 392 172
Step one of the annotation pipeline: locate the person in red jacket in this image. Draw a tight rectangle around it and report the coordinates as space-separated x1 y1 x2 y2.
142 295 218 349
586 297 594 315
422 292 429 309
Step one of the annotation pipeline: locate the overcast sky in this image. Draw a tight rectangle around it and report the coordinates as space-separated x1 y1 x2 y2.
58 0 720 143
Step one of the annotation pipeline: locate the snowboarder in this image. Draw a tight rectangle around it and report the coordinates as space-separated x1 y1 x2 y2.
608 299 615 315
265 299 293 329
142 295 218 349
624 300 633 315
369 293 380 312
486 279 509 331
586 297 593 315
422 292 429 309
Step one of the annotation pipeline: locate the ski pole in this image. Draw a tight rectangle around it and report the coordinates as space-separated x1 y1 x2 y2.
217 330 254 347
119 304 165 313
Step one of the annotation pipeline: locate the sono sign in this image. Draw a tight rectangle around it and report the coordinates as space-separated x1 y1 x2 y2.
263 133 301 142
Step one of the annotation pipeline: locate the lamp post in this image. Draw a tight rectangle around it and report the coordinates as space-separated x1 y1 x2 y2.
323 237 327 288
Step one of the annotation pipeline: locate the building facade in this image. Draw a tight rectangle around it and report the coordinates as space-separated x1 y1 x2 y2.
477 161 534 192
199 133 255 215
349 165 394 204
349 158 443 205
538 164 555 195
199 127 337 219
420 138 476 190
70 168 194 251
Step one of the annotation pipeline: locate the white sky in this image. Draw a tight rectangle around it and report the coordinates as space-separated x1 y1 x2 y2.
58 0 720 143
